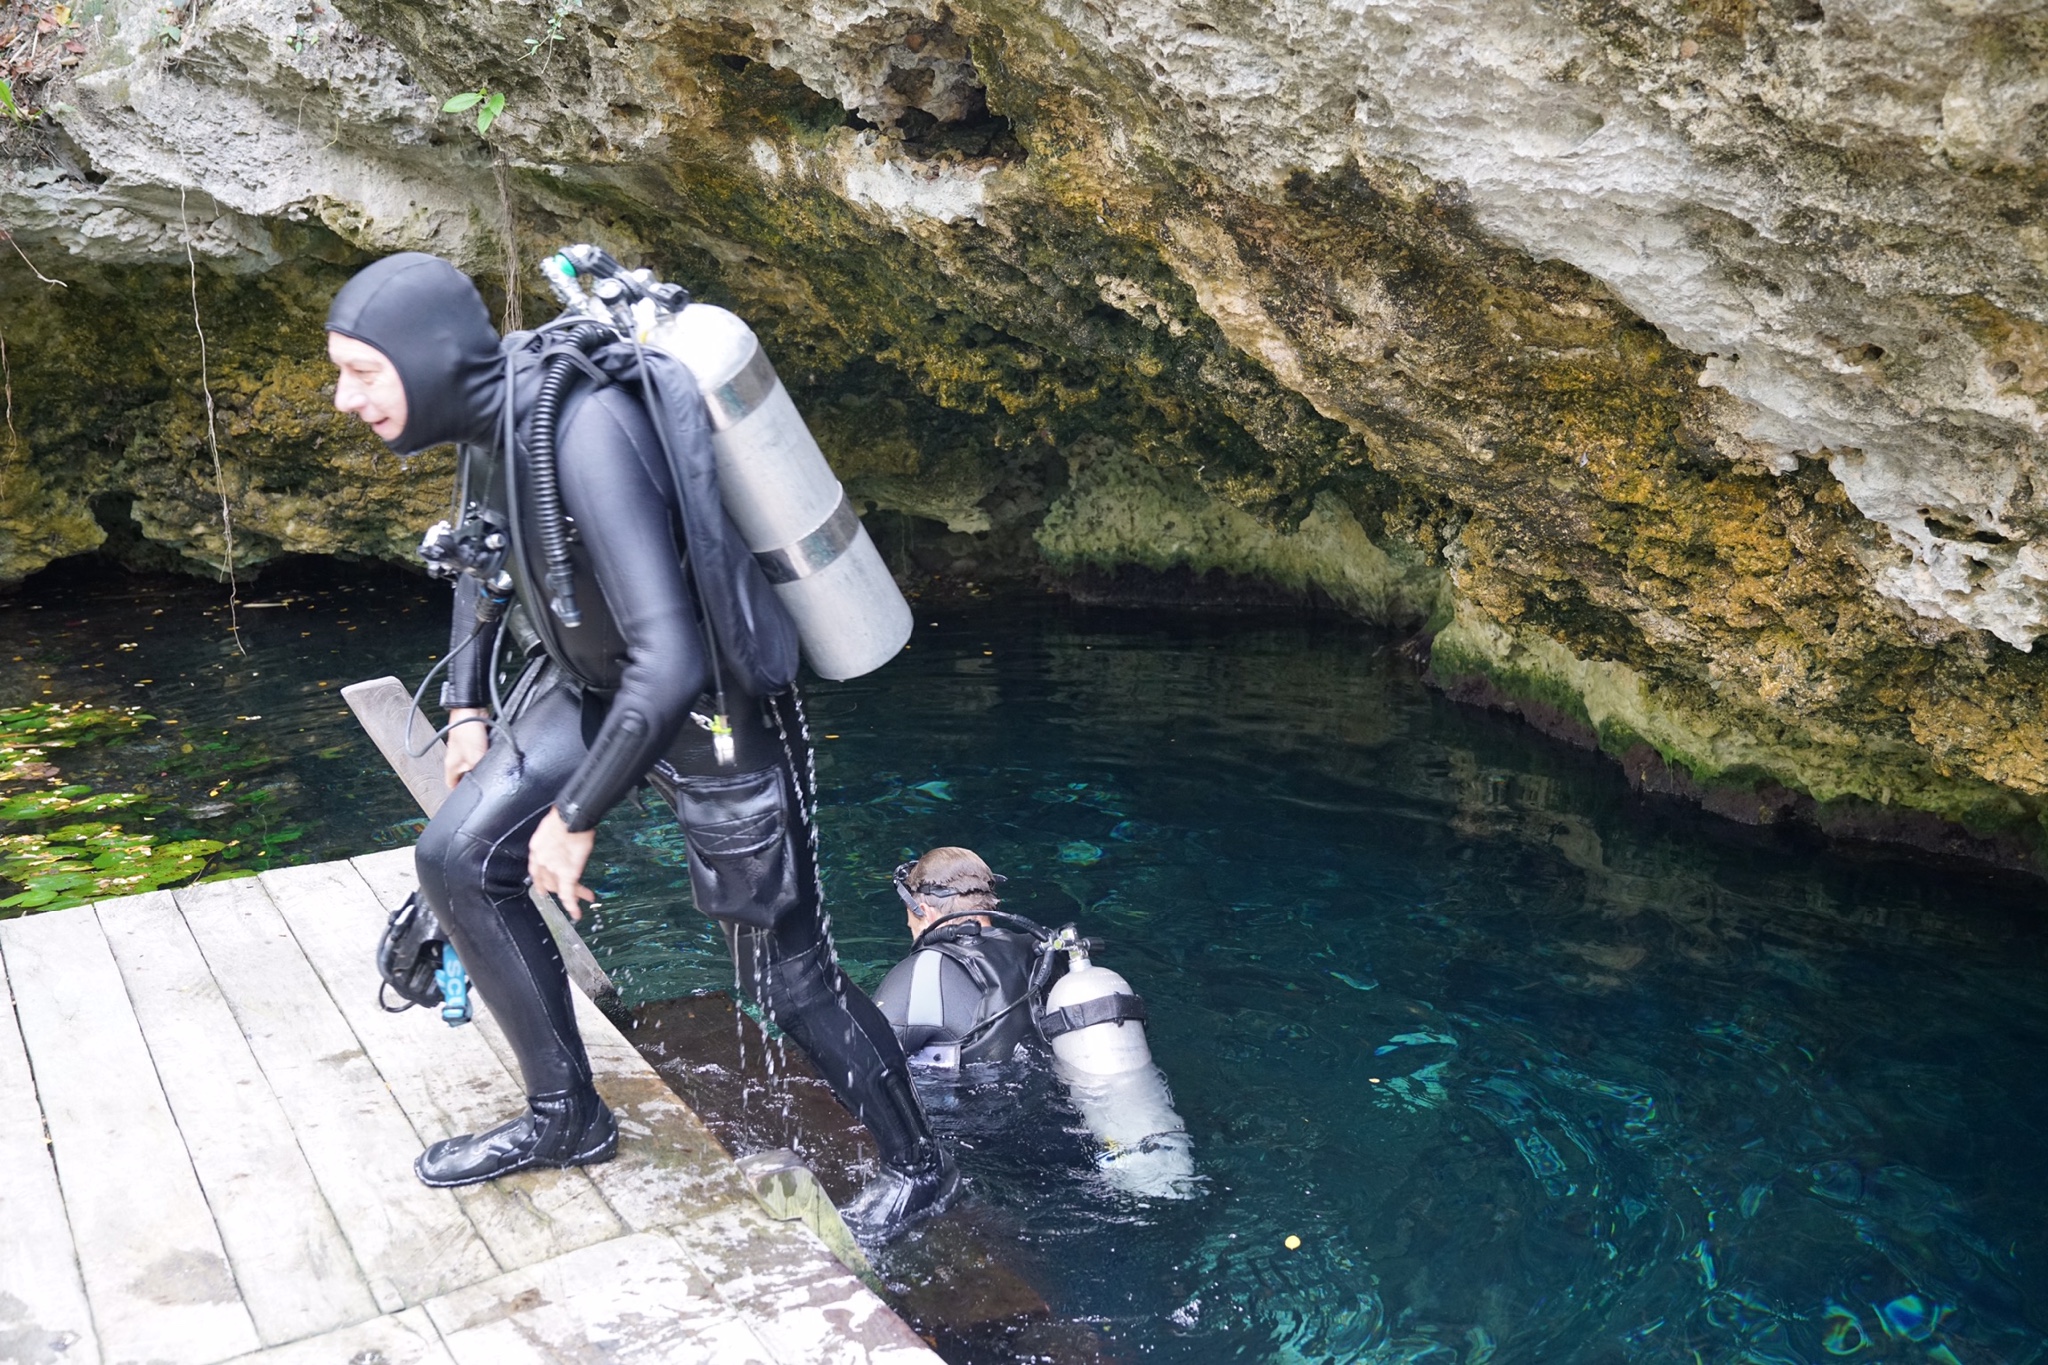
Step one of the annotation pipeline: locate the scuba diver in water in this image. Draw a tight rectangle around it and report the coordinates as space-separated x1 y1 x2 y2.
873 847 1038 1068
874 847 1198 1197
326 252 955 1240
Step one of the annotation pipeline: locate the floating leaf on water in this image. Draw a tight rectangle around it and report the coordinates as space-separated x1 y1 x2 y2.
0 792 81 821
910 780 954 801
1329 970 1378 992
1059 840 1102 865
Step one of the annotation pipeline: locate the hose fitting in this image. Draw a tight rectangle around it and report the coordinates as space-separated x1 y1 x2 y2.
527 322 612 628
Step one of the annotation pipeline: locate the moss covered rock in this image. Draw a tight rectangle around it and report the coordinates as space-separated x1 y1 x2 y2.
4 0 2047 861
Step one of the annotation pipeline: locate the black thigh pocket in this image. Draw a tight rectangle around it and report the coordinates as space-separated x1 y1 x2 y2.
674 767 798 929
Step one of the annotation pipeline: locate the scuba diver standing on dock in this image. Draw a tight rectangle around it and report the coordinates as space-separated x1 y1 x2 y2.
325 251 955 1240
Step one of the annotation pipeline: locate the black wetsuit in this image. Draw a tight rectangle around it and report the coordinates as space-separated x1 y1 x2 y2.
327 254 939 1202
875 924 1042 1065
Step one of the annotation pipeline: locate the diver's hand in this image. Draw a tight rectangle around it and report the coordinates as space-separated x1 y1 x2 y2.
529 809 598 920
444 708 491 788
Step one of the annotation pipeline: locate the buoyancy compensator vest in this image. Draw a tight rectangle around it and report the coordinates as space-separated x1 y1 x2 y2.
536 245 914 682
491 318 802 704
873 922 1045 1067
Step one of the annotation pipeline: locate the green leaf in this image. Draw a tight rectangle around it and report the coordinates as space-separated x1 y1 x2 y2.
476 91 506 135
70 792 146 814
442 91 485 113
0 79 22 122
0 793 75 821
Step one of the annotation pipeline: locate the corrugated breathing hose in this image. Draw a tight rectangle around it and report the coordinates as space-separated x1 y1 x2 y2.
527 322 613 627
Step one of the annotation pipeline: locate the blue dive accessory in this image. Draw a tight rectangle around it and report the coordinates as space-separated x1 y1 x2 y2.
436 943 473 1027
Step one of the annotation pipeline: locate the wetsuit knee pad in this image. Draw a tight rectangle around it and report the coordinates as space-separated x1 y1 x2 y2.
417 804 531 919
673 765 804 928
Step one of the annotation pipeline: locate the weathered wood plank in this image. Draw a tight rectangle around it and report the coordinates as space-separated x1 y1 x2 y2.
173 877 500 1310
350 851 755 1234
261 859 626 1271
423 1233 775 1365
218 1305 453 1365
341 676 452 820
341 684 620 1012
0 934 102 1365
0 905 261 1364
96 891 380 1345
674 1209 943 1365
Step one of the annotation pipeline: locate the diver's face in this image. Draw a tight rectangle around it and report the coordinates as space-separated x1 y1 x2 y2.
327 332 409 442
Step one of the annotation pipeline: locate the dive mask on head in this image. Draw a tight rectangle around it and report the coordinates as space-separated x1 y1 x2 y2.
892 860 1007 910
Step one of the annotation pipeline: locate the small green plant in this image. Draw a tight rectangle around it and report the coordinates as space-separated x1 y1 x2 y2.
154 6 184 45
0 79 27 123
520 0 584 59
443 85 506 135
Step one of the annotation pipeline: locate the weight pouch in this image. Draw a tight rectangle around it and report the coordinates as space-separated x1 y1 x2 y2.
377 890 447 1012
674 766 798 929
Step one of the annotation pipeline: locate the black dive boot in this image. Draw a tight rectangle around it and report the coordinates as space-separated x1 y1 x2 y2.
415 1086 618 1188
842 1136 960 1243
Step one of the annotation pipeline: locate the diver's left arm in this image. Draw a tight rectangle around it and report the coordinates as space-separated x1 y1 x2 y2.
529 390 711 911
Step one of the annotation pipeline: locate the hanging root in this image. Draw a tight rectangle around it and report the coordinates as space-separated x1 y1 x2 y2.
2 230 68 289
493 157 522 333
1 327 14 458
179 187 245 655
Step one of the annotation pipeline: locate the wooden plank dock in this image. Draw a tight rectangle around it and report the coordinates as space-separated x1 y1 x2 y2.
0 847 942 1365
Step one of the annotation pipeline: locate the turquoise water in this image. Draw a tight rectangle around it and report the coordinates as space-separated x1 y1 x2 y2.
5 560 2045 1363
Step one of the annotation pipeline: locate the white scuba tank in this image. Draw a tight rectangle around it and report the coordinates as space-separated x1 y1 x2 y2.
1044 947 1196 1198
641 303 913 681
1046 956 1153 1076
1056 1058 1198 1199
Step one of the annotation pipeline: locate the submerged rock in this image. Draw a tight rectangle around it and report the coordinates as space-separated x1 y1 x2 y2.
2 0 2046 859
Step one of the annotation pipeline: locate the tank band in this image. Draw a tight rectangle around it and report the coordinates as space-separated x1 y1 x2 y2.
703 345 781 431
1041 991 1148 1040
754 491 861 585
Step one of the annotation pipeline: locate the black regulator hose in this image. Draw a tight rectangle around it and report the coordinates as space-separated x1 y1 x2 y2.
527 322 613 628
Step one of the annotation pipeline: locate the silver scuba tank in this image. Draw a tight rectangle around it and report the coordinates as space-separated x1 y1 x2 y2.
641 304 913 681
539 246 914 682
1042 934 1197 1198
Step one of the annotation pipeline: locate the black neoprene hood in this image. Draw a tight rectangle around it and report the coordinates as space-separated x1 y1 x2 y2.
326 253 503 455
